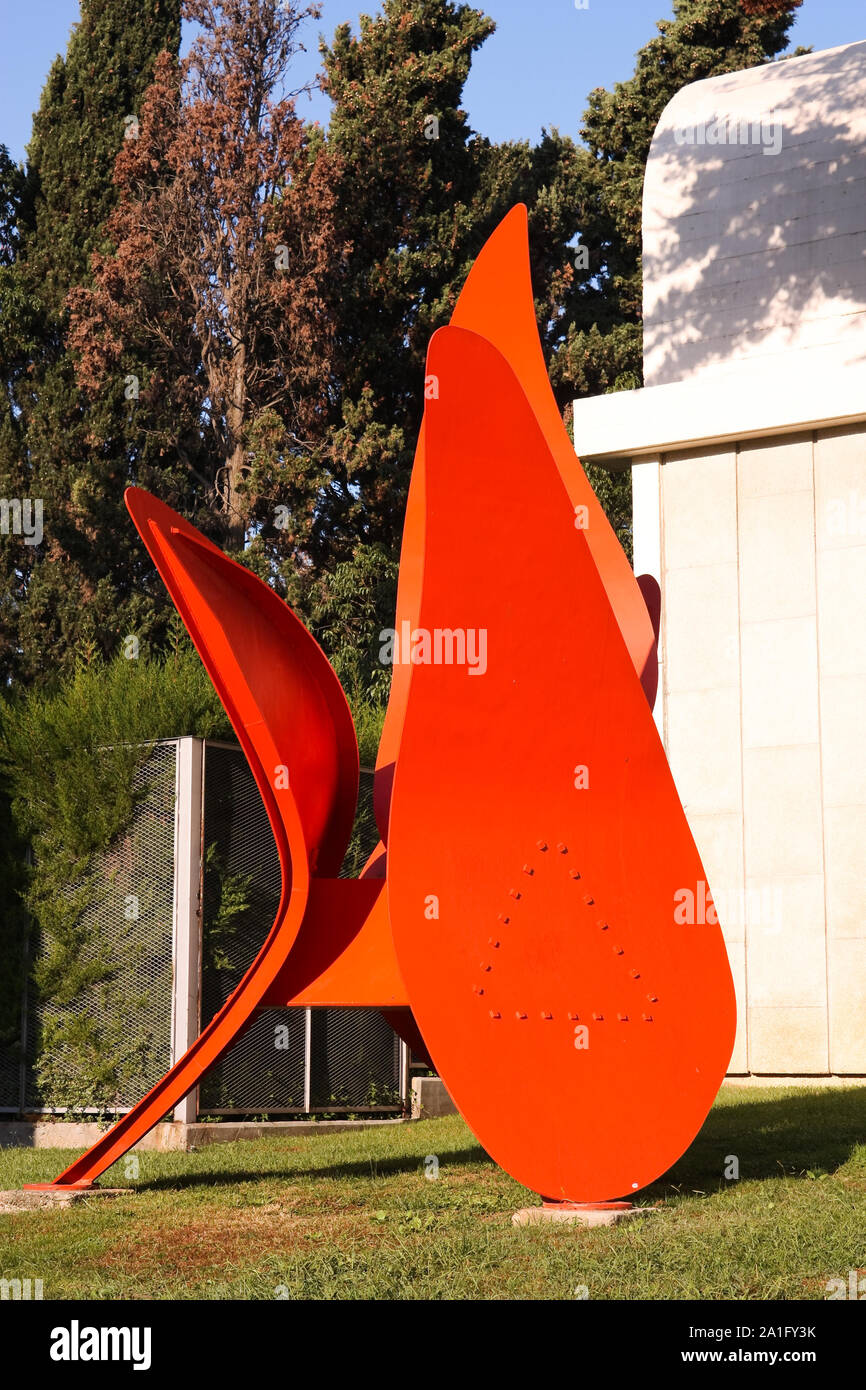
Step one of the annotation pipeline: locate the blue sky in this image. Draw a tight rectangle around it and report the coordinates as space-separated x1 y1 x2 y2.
1 0 862 163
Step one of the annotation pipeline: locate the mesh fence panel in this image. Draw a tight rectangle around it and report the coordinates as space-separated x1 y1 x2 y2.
3 738 400 1117
0 1005 21 1110
199 745 401 1115
0 866 24 1109
309 1008 402 1111
23 742 176 1112
198 742 300 1112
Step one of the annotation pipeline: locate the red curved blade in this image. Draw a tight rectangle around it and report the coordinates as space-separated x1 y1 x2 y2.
35 489 359 1189
126 488 359 879
387 326 736 1202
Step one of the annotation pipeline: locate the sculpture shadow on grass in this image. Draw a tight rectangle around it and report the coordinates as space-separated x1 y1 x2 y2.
135 1145 492 1193
645 1087 866 1198
129 1088 866 1195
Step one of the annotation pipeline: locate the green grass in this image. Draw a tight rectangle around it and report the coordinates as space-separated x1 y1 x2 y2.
2 1085 865 1300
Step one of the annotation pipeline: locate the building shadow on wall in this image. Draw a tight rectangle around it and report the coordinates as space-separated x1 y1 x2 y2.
643 43 866 386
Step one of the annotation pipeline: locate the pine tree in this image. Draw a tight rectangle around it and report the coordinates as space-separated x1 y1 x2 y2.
0 0 181 687
0 147 24 268
64 0 585 697
1 0 805 692
304 0 584 691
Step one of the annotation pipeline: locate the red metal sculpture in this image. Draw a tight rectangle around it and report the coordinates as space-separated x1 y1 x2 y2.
27 206 735 1205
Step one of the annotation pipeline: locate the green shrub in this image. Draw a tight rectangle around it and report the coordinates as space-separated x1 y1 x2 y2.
0 636 230 1108
0 627 386 1110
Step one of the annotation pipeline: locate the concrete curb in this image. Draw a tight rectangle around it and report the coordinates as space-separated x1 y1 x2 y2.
0 1117 407 1152
410 1077 458 1119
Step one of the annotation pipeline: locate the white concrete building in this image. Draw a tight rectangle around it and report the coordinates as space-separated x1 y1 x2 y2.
572 41 866 1076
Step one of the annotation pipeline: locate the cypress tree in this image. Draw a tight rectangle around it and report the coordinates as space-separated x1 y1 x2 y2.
0 0 182 687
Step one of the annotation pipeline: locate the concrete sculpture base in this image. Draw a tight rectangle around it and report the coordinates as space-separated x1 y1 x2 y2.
0 1187 132 1212
512 1201 658 1229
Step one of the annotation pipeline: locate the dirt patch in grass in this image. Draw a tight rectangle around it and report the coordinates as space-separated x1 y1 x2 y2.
90 1202 397 1280
101 1216 285 1275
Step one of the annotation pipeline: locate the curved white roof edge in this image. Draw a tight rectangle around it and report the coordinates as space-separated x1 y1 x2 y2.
571 361 865 466
643 39 866 388
573 39 866 462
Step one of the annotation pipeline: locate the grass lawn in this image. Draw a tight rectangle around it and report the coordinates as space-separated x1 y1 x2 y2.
1 1084 864 1300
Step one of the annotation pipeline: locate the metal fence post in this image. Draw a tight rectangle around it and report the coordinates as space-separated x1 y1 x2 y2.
171 737 204 1125
399 1039 410 1115
303 1008 312 1114
18 857 31 1116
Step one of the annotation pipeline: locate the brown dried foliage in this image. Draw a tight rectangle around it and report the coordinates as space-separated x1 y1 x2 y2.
68 0 346 548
